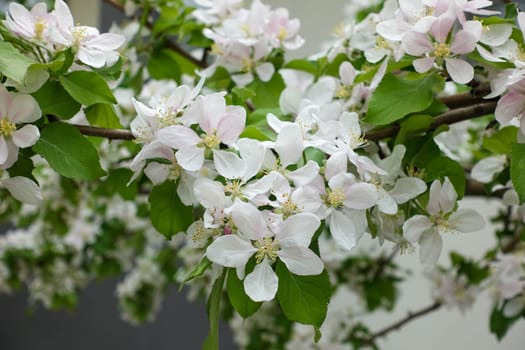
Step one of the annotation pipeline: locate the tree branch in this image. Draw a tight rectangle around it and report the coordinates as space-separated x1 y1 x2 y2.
73 124 135 140
365 101 498 142
361 302 442 345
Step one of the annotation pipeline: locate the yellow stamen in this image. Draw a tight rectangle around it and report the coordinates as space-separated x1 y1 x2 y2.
0 119 16 137
254 236 280 263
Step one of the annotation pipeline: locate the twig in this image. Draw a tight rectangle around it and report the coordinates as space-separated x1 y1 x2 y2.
73 124 135 140
361 302 442 345
102 0 125 12
365 101 498 142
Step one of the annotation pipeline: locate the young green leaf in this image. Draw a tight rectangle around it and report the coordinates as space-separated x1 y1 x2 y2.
33 122 106 180
85 103 123 128
226 268 262 318
59 71 117 106
148 180 194 239
365 73 442 126
202 269 226 350
32 81 81 119
0 42 37 85
276 262 330 327
511 143 525 203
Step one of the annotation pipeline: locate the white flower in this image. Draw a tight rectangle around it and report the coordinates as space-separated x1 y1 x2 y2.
4 2 54 42
0 84 41 169
206 200 323 302
403 177 484 265
0 175 42 205
470 155 507 183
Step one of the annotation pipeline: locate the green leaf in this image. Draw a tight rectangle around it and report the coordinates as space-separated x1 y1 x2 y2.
239 125 273 141
276 261 330 327
284 59 317 75
0 42 37 84
85 103 123 128
148 180 193 239
148 49 181 81
59 71 117 106
180 257 213 288
490 305 521 340
226 268 262 318
250 74 285 109
511 143 525 203
232 86 256 103
98 168 137 200
483 126 518 154
395 114 433 145
33 122 106 180
202 269 226 350
32 81 81 119
365 73 441 126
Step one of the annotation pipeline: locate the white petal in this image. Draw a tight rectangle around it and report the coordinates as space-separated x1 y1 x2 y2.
216 106 245 145
255 62 275 82
413 56 436 73
286 161 319 187
213 149 245 180
2 176 42 205
445 58 474 84
419 230 442 266
344 183 379 209
389 177 427 203
376 190 398 215
206 235 257 268
503 298 524 318
244 259 278 302
401 31 433 56
470 156 506 183
481 24 512 46
193 178 227 209
278 246 324 276
157 125 200 149
143 162 169 185
448 209 485 233
275 124 303 167
439 177 458 214
9 94 40 123
277 213 320 247
175 146 204 171
231 200 270 240
11 125 39 148
329 210 356 250
403 215 432 242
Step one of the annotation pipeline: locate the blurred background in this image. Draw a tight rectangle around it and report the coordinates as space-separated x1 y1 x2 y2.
1 0 525 349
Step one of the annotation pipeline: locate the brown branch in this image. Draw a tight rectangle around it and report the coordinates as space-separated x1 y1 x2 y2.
361 302 442 345
74 124 135 140
102 0 125 12
365 101 498 142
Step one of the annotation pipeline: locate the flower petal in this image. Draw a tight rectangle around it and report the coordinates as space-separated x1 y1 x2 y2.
278 246 324 276
277 213 320 247
448 209 485 233
12 124 39 148
419 230 442 266
329 210 357 250
206 235 257 268
231 200 270 240
244 259 278 302
389 177 427 204
403 215 432 242
275 123 303 167
2 176 42 205
175 145 204 171
445 58 474 84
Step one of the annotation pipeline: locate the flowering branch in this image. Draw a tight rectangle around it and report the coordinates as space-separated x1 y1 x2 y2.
102 0 208 69
74 124 135 140
365 101 498 141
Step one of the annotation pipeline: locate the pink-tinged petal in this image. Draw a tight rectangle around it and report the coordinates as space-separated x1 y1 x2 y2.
413 16 437 33
377 19 408 41
199 93 227 132
419 230 442 266
449 209 485 232
0 139 18 169
329 210 357 251
431 15 455 43
278 246 324 275
7 3 34 35
287 161 319 187
450 30 477 54
445 58 474 84
277 213 320 247
275 123 303 167
157 125 200 149
244 259 278 302
0 137 9 165
85 33 125 51
176 145 204 171
216 106 246 145
413 56 436 73
77 47 106 68
213 149 245 180
11 125 39 148
403 215 432 242
2 176 42 205
462 20 483 41
339 61 356 86
255 62 274 82
206 235 257 268
344 183 379 209
54 0 74 29
231 200 270 240
401 31 433 56
9 94 40 123
389 177 427 204
480 24 512 46
495 93 525 124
